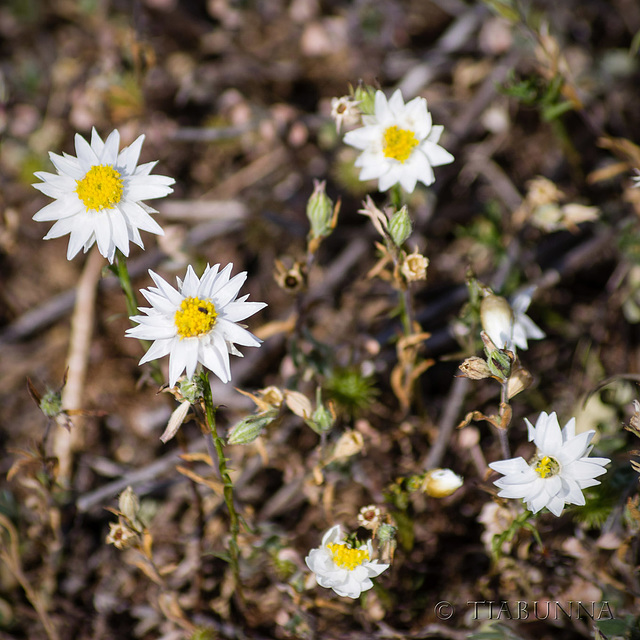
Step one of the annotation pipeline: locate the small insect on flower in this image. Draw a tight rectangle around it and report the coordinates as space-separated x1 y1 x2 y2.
343 89 454 193
489 411 610 517
126 263 266 388
305 524 389 599
32 128 175 262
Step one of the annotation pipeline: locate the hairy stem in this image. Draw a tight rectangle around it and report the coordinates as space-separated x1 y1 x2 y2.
201 372 244 604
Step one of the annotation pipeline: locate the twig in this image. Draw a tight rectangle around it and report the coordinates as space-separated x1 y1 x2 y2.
0 515 60 640
56 247 103 480
423 376 470 469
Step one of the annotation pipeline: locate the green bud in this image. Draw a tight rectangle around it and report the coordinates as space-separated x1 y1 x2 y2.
40 390 62 418
304 388 335 434
387 206 412 247
406 474 423 493
377 523 397 543
354 84 377 116
306 180 335 240
487 349 513 380
227 409 278 445
179 376 205 404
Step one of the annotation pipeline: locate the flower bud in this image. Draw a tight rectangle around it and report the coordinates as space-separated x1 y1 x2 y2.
480 293 514 352
284 390 313 419
487 348 513 381
388 206 412 247
40 389 63 419
106 522 138 550
459 356 491 380
330 429 363 459
307 180 335 240
354 84 377 115
227 409 278 445
118 486 140 523
422 468 463 498
376 522 397 543
178 375 205 404
399 250 428 283
260 386 284 408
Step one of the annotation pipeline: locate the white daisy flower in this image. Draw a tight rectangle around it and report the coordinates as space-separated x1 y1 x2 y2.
481 287 545 352
305 524 389 599
343 89 454 193
126 264 266 387
489 411 610 517
33 128 175 262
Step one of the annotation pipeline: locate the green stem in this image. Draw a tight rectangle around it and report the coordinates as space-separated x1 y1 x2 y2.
390 184 404 210
115 250 139 319
114 251 164 386
201 372 244 602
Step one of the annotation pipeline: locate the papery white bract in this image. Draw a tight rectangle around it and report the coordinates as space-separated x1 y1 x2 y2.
489 411 610 517
126 264 266 388
33 128 174 262
305 524 389 599
510 287 546 350
343 89 454 193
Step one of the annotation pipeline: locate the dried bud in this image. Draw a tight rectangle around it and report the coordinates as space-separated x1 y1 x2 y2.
459 356 491 380
274 259 307 294
481 293 514 352
118 486 141 523
260 386 284 408
160 399 191 443
330 429 363 460
506 362 533 399
307 179 335 241
400 250 429 283
357 505 382 530
388 206 412 247
227 409 278 445
284 390 313 419
422 468 463 498
106 522 138 550
627 400 640 438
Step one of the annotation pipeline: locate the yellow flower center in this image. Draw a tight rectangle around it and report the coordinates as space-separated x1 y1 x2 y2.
327 542 369 570
174 297 218 338
383 125 419 163
535 455 560 479
76 165 124 211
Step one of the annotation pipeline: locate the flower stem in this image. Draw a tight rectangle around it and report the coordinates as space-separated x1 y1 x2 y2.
201 372 244 603
114 251 164 386
390 184 404 210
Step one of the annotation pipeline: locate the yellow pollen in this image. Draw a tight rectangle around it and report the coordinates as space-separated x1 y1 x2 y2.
327 542 369 570
174 297 217 338
76 165 124 211
535 455 559 479
383 125 419 163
